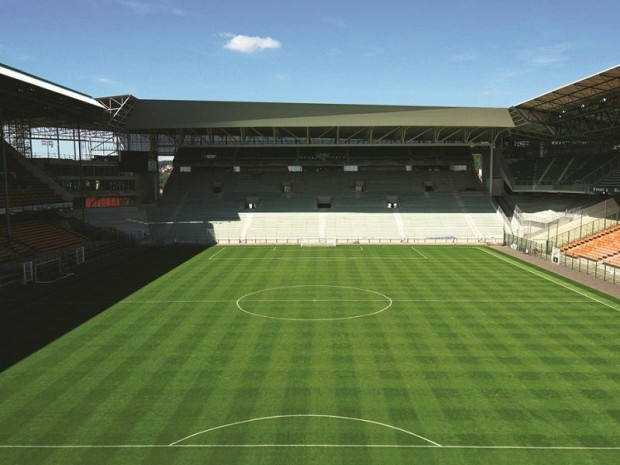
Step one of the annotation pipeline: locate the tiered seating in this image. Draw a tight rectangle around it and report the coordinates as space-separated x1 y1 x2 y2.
508 153 620 191
0 240 33 262
603 254 620 268
596 169 620 188
245 213 321 241
538 157 573 185
0 142 64 208
149 166 506 244
508 158 550 185
561 225 620 261
0 218 88 255
559 153 618 186
325 213 401 240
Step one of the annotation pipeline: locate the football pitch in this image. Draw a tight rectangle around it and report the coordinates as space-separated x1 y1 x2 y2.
2 245 620 464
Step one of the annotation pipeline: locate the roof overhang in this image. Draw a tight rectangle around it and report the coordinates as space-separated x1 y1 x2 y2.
510 65 620 141
119 100 513 146
0 63 108 128
124 100 514 131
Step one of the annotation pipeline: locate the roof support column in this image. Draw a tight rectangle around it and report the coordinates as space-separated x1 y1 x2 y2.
486 130 503 196
77 124 85 222
367 127 374 144
0 109 12 243
488 143 494 195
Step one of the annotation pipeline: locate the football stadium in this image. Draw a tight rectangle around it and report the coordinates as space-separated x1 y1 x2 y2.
1 62 620 465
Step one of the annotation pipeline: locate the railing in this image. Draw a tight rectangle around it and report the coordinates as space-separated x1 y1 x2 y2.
558 254 620 284
151 235 503 246
511 198 620 245
504 154 620 193
503 232 620 285
550 215 620 248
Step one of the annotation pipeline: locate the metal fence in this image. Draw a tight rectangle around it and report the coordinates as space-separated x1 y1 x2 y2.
504 232 620 285
152 235 504 246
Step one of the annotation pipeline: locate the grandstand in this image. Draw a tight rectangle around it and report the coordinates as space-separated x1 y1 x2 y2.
0 62 619 278
1 62 620 465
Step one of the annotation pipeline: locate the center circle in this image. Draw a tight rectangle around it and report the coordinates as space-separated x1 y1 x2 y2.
236 285 392 321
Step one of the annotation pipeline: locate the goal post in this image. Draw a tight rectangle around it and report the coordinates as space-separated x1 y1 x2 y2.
35 258 72 284
23 261 34 284
75 246 85 265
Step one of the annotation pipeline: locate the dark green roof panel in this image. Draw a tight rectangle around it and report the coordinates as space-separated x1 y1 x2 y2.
124 100 514 131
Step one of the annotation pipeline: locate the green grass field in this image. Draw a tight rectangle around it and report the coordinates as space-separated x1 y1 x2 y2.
2 245 620 464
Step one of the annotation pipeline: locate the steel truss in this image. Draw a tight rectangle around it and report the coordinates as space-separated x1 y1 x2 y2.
2 120 121 160
119 126 505 156
510 65 620 142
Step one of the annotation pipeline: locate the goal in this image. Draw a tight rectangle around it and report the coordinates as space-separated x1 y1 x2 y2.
35 258 72 284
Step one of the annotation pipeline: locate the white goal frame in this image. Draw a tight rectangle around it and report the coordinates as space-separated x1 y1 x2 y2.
35 258 72 284
23 261 34 284
75 246 85 265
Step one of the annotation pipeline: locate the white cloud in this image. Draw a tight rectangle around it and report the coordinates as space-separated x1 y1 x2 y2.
223 34 281 54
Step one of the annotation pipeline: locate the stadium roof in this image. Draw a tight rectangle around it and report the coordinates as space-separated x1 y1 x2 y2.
123 100 514 130
510 65 620 140
0 63 108 128
2 60 618 145
116 100 513 145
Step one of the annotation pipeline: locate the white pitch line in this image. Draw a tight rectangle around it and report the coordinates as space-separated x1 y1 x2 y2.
119 300 235 304
410 247 428 259
3 444 620 451
208 257 430 261
210 257 363 261
169 414 441 447
476 247 620 313
240 299 387 303
235 285 393 321
393 299 593 304
118 298 593 305
208 248 225 260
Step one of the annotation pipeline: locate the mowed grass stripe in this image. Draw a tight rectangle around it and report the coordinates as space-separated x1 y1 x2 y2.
0 299 159 440
477 247 620 312
2 245 620 465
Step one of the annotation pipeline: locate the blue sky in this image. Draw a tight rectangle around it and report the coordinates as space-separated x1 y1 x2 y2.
1 0 618 107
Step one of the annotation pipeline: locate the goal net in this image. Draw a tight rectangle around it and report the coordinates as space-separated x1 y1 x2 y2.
35 258 72 284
